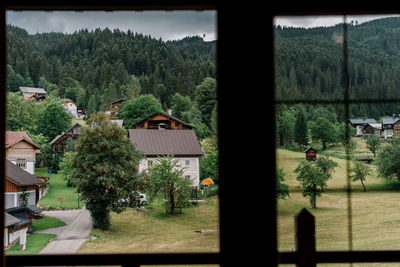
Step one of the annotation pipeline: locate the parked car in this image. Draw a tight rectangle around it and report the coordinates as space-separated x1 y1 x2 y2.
134 192 148 206
117 191 148 207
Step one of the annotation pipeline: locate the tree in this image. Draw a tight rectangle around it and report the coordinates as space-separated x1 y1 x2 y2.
311 117 336 150
200 150 218 183
377 137 400 181
36 101 72 141
365 134 381 157
194 77 217 127
171 93 192 119
294 109 308 147
350 161 371 192
118 94 162 128
294 157 336 208
276 168 290 200
72 113 142 230
147 154 192 215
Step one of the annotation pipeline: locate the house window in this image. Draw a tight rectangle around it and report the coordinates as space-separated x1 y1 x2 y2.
185 160 190 166
16 159 26 168
148 160 153 166
185 175 191 181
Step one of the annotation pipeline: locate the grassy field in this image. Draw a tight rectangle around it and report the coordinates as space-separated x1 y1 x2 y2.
277 141 400 266
78 196 220 253
37 167 82 209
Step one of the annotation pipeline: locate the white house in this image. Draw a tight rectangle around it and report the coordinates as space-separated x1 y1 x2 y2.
128 129 204 187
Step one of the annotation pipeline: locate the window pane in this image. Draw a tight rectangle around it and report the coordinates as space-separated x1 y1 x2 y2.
5 10 219 255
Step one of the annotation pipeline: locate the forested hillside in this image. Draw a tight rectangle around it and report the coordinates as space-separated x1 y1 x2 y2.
274 16 400 121
6 25 216 111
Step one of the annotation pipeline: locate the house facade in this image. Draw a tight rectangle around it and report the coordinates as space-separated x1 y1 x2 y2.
348 118 377 136
128 129 204 187
63 98 78 118
134 111 193 130
50 123 81 153
5 160 45 209
382 116 400 139
105 98 125 119
6 131 41 175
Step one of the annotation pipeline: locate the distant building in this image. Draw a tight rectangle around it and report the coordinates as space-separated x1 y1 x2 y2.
18 87 46 102
62 99 78 118
104 98 125 119
50 123 81 153
134 111 193 130
6 131 41 175
348 118 377 136
382 116 400 139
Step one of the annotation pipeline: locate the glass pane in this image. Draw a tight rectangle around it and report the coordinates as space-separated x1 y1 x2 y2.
5 10 219 255
274 15 345 102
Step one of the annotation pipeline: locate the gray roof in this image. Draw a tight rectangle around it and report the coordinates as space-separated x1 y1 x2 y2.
348 118 377 125
128 129 203 157
19 87 47 94
6 160 45 187
5 212 21 227
382 117 400 124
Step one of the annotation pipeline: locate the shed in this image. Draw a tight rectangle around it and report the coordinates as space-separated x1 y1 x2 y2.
305 147 317 161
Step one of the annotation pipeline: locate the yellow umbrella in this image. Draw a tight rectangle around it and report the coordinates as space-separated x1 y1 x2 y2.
201 178 214 185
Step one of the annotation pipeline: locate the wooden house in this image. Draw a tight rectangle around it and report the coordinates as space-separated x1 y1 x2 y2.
134 111 193 130
4 212 26 250
6 131 41 175
382 116 400 139
104 98 125 119
305 147 317 161
18 87 46 102
348 118 377 136
50 123 81 153
128 129 203 188
5 160 45 210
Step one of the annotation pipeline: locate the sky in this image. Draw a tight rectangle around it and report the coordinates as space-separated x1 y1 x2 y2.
6 10 217 42
274 14 400 28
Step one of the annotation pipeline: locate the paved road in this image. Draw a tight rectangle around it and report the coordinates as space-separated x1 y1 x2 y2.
36 207 93 254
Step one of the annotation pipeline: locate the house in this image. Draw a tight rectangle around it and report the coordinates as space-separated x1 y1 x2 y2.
6 131 41 175
50 123 81 153
348 118 377 136
104 98 125 119
304 147 317 161
4 212 26 250
5 160 45 210
363 123 382 136
382 116 400 139
128 129 204 188
18 87 47 102
62 98 78 118
134 111 193 130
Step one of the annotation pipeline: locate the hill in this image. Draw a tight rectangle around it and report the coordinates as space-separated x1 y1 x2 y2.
274 16 400 120
6 25 216 111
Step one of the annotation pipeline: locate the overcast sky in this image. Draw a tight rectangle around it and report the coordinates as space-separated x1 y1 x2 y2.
6 10 217 41
274 14 400 28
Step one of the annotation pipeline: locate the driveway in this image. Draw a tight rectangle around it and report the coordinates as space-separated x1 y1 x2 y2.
36 207 93 254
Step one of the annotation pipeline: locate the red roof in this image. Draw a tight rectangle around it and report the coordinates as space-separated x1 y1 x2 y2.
5 131 41 149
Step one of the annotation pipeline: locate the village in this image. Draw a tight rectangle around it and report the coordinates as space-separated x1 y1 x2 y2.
4 86 219 254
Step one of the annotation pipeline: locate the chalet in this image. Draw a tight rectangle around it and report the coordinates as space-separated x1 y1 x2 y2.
305 147 317 161
363 123 382 136
6 131 41 175
50 123 81 153
104 98 125 119
5 160 45 210
62 98 78 118
382 116 400 139
128 129 204 188
348 118 377 136
18 87 46 102
134 111 193 130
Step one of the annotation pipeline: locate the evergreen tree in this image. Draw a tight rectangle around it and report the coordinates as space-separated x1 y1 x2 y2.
294 109 308 147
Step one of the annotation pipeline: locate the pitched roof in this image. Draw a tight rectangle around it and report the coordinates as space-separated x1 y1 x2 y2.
5 131 41 149
382 117 400 124
19 87 46 94
6 160 44 187
50 123 81 146
348 118 377 125
5 212 21 227
128 129 203 157
133 111 193 129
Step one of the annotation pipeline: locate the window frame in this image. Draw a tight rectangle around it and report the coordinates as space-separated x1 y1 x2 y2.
3 2 231 267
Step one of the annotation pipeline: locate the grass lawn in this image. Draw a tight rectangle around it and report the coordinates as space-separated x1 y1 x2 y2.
5 233 55 254
277 146 400 266
37 167 82 209
31 215 67 231
78 196 220 253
